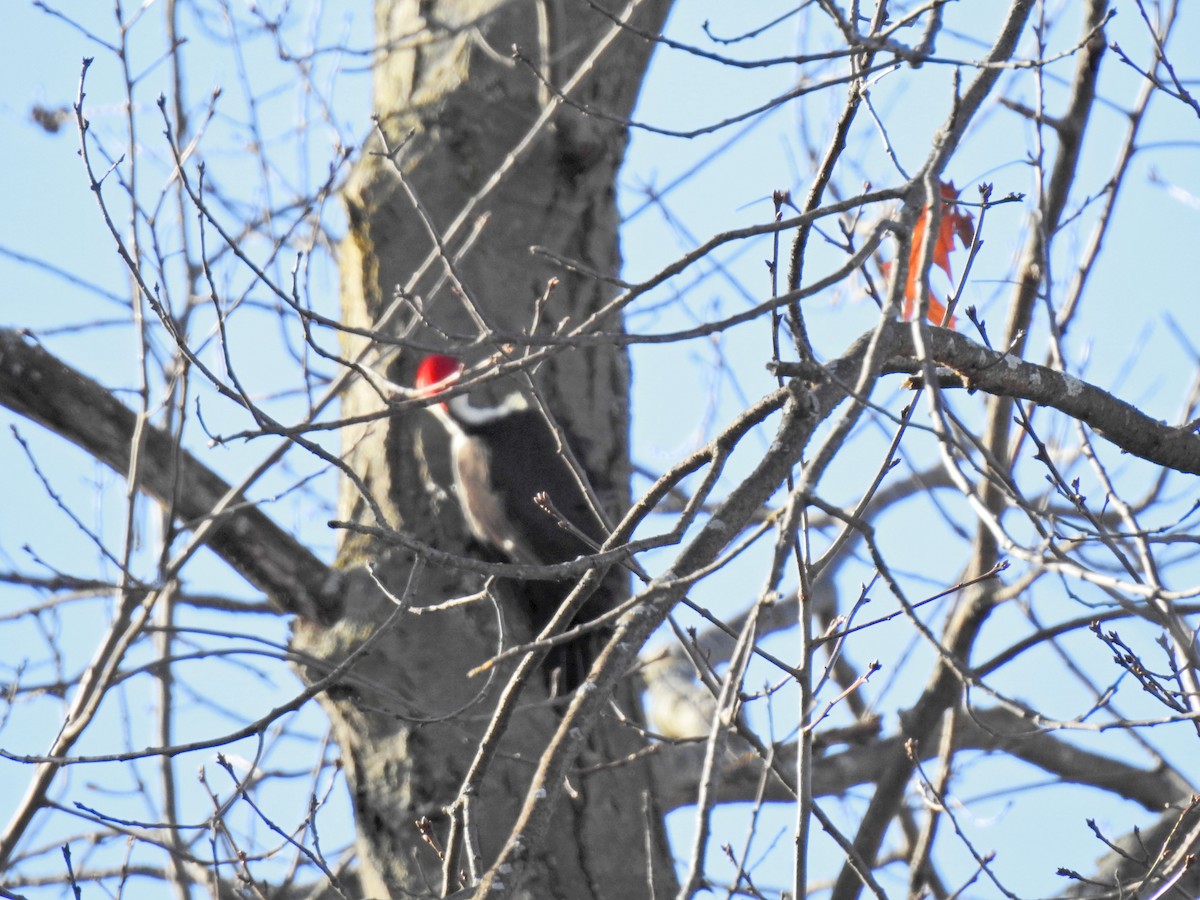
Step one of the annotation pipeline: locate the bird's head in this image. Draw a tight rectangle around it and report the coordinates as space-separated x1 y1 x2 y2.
415 353 463 406
415 353 530 426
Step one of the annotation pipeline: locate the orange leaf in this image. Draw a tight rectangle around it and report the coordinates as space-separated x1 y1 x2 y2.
934 181 975 281
882 180 974 327
923 291 953 327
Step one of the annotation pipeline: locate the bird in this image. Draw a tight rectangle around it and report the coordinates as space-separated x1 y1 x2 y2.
414 353 614 694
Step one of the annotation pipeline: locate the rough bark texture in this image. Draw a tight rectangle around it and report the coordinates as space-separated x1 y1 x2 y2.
289 2 677 896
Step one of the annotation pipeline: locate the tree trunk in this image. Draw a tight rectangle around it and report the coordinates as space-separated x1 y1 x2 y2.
290 2 677 896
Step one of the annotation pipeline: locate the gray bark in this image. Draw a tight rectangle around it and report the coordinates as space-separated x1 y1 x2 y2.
289 2 679 896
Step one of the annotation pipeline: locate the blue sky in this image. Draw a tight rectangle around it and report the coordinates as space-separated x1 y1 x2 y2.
4 2 1200 897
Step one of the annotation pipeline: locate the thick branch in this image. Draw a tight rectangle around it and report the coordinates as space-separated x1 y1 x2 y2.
0 328 339 623
653 704 1191 813
776 320 1200 475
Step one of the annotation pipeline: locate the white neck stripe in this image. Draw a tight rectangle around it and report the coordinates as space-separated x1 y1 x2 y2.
445 390 530 425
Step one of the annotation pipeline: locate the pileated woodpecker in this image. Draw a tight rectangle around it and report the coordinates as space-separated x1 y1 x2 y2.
415 353 613 693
